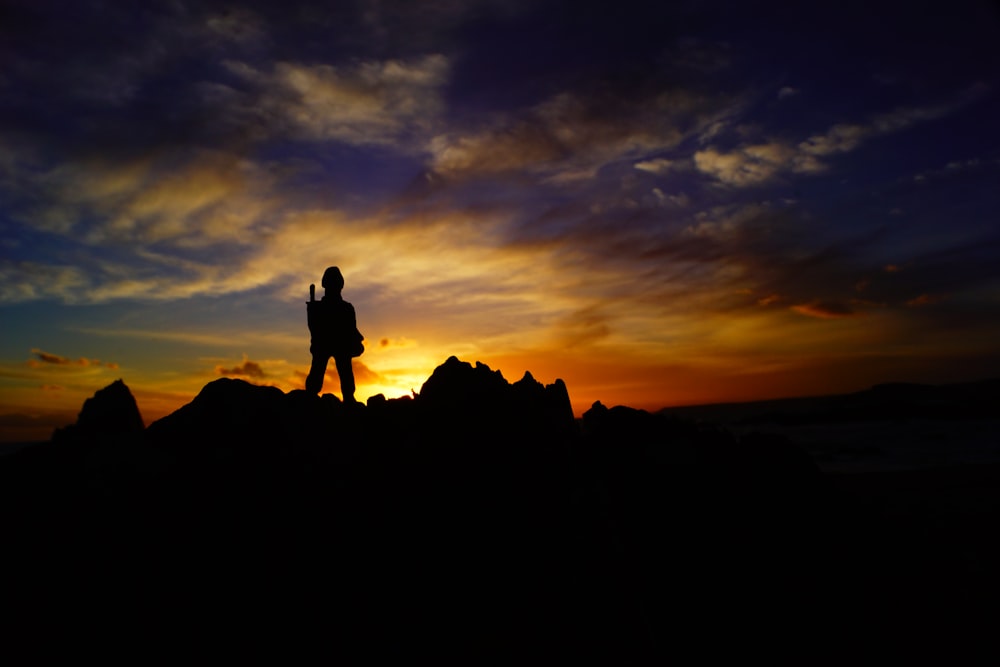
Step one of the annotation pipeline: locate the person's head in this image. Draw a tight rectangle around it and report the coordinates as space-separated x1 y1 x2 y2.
321 266 344 292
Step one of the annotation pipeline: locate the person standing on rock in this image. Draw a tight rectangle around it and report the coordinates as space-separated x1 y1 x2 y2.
306 266 364 402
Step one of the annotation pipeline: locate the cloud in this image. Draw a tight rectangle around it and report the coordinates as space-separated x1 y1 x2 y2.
798 123 867 156
552 306 613 349
799 89 984 158
29 349 112 367
693 146 783 187
379 337 417 349
907 293 946 307
0 263 89 304
313 359 383 388
428 88 722 178
777 86 798 100
349 360 384 385
790 301 858 319
217 357 267 378
203 8 267 44
31 350 75 366
693 141 827 187
757 294 782 306
224 55 450 146
696 89 987 187
633 158 675 174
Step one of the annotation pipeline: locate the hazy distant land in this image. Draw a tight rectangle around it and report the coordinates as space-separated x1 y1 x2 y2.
660 379 1000 472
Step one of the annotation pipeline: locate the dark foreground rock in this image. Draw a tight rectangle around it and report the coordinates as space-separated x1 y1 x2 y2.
2 360 997 661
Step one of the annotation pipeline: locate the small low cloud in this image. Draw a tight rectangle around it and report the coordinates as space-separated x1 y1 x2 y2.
350 360 383 384
379 337 417 349
907 293 946 307
777 86 798 100
634 158 675 174
29 348 116 368
32 350 77 365
320 360 383 385
217 357 266 378
790 301 857 319
757 294 782 306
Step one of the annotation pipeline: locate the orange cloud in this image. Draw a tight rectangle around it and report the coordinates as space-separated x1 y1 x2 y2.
217 358 266 378
757 294 782 306
30 348 106 367
344 360 383 385
790 301 857 319
32 349 74 365
378 337 416 349
290 360 385 391
907 293 945 307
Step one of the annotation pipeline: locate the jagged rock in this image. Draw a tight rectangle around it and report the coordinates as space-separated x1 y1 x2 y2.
51 379 144 444
417 356 510 408
416 356 576 436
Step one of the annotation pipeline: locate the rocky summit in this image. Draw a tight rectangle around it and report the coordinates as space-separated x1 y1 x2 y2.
1 357 995 661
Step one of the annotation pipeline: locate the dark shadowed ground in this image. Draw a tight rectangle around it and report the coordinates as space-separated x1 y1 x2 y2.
2 364 998 661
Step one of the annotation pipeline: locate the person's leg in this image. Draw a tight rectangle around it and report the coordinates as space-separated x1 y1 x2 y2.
305 352 330 394
334 355 356 403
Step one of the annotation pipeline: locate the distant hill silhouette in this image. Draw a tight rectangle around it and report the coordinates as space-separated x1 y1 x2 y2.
2 358 998 660
660 378 1000 426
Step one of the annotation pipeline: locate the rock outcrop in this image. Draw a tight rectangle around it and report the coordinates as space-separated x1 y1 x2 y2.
51 378 144 444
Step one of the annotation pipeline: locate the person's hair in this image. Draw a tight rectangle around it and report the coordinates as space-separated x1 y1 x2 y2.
321 266 344 291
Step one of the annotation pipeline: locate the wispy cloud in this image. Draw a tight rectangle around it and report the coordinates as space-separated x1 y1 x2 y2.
223 55 450 147
429 88 723 179
695 87 989 188
790 301 858 319
29 348 118 368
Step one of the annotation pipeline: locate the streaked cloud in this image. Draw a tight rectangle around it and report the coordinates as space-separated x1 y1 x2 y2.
29 349 118 368
633 158 675 174
791 301 858 319
907 293 946 307
429 89 721 178
697 89 987 188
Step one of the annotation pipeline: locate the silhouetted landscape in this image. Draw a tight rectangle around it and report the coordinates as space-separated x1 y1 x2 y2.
3 357 998 660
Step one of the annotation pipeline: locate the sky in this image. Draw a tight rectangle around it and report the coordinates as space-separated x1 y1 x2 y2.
2 0 999 441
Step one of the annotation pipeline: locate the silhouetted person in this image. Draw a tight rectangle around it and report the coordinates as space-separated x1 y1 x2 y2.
306 266 364 402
